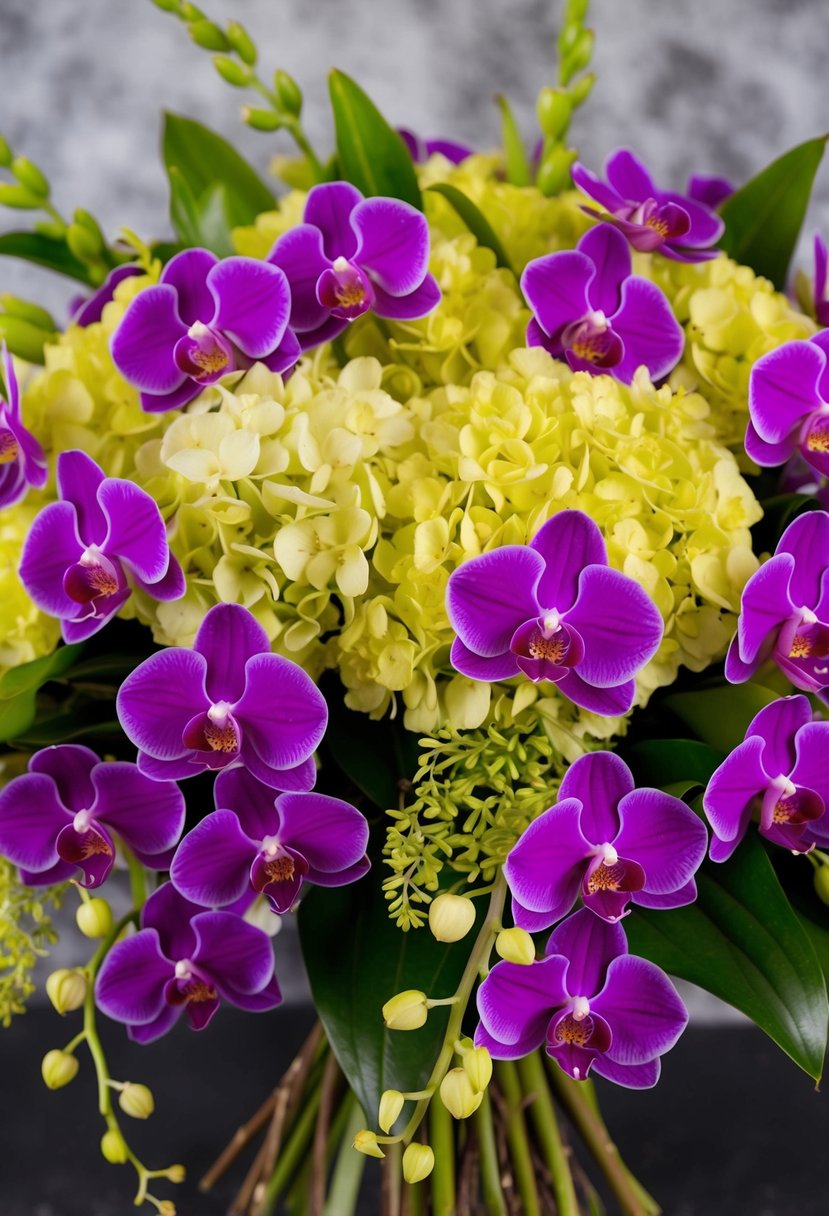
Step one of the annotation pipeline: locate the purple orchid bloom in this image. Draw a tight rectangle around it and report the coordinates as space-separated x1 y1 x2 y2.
746 331 829 475
446 509 664 716
813 234 829 328
475 908 688 1087
571 148 724 262
170 767 369 913
504 751 707 931
0 344 47 509
267 182 441 351
398 128 473 165
0 744 185 888
116 602 327 787
520 225 684 383
704 694 829 860
95 882 281 1042
686 173 734 210
70 264 144 327
725 510 829 693
19 450 184 642
110 248 299 412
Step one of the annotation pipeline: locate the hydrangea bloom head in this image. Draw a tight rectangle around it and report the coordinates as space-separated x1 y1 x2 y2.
504 751 707 929
475 908 688 1087
170 767 370 913
116 602 327 786
446 509 664 716
725 510 829 692
111 248 299 412
0 744 185 887
267 182 441 350
521 225 684 383
572 148 724 261
19 449 184 642
704 694 829 859
0 345 47 509
95 882 281 1041
746 332 829 474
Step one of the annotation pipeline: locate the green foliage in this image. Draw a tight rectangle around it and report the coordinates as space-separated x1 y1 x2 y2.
496 96 531 187
328 70 422 209
425 184 513 272
665 681 779 755
0 231 93 284
0 857 65 1027
0 644 83 743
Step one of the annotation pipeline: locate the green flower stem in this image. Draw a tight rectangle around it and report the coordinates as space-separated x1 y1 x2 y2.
249 78 325 181
494 1060 541 1216
261 1079 324 1212
472 1090 507 1216
322 1094 365 1216
516 1051 579 1216
545 1061 660 1216
428 1095 455 1215
122 843 148 910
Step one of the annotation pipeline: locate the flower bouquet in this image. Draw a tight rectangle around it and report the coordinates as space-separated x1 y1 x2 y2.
2 0 829 1212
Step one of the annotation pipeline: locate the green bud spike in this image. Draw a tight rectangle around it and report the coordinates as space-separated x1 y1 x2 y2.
536 87 572 141
226 20 257 66
0 314 54 364
180 2 206 20
11 156 49 198
241 106 283 132
150 0 183 12
536 144 577 196
213 55 253 87
274 69 303 117
0 183 41 210
0 135 12 168
564 0 589 23
33 219 66 239
561 29 594 85
568 70 596 107
188 19 230 52
0 295 57 332
66 221 103 261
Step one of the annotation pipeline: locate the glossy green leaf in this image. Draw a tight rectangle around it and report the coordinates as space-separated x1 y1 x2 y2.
496 95 531 187
328 70 422 209
321 679 419 812
168 167 235 256
665 681 778 754
0 231 93 284
719 137 826 290
627 832 828 1080
624 738 725 792
426 183 513 271
0 644 83 742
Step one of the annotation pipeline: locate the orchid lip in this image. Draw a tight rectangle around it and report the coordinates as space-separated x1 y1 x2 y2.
0 428 18 464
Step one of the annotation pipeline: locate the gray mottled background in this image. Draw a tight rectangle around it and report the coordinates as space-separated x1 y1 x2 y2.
3 0 826 1018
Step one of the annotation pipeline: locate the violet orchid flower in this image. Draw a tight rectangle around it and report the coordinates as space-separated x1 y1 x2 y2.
521 225 684 383
446 509 664 716
686 174 734 209
0 344 47 509
398 128 473 165
0 744 185 888
571 148 724 262
504 751 707 930
95 882 281 1042
70 264 144 327
813 234 829 328
170 767 369 913
19 449 184 642
725 510 829 693
267 182 441 351
703 694 829 860
475 908 688 1087
116 602 327 787
746 331 829 475
110 248 299 412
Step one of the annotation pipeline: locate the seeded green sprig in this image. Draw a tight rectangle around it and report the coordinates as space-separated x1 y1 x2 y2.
0 856 66 1027
535 0 595 195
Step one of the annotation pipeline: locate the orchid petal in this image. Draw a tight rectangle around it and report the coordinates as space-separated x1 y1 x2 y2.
352 197 430 295
160 248 218 326
56 451 107 544
449 636 520 681
547 907 627 997
273 791 369 876
477 955 569 1046
116 648 208 761
614 789 707 895
746 694 812 776
529 510 607 614
776 511 829 608
579 224 631 316
565 565 663 686
559 751 633 842
194 603 270 705
593 955 688 1065
193 910 276 996
236 653 328 775
736 554 795 663
208 257 291 358
555 671 636 716
304 182 362 260
171 809 255 908
95 929 171 1025
98 478 170 584
110 284 188 394
19 501 84 618
267 224 331 333
612 277 685 383
702 736 766 848
446 547 543 658
504 798 588 924
0 772 67 872
520 252 593 340
749 341 825 444
29 744 98 811
92 762 185 856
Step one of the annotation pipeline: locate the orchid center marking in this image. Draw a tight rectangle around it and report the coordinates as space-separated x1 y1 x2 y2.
330 257 368 308
555 1013 593 1047
204 701 239 753
265 855 296 883
186 321 230 374
78 547 120 597
0 429 18 464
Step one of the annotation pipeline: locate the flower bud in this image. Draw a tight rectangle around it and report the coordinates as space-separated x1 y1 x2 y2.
568 71 596 107
0 183 40 210
151 0 182 11
41 1049 79 1090
428 893 476 942
536 146 577 197
402 1143 434 1184
66 222 103 262
536 88 572 141
213 55 253 87
119 1082 155 1119
158 1203 176 1216
11 156 49 198
353 1129 385 1159
382 989 428 1031
378 1089 405 1133
439 1068 483 1119
0 135 12 167
226 21 257 65
46 968 87 1015
180 3 206 20
273 69 303 117
188 19 229 51
0 314 53 364
165 1164 186 1183
100 1129 128 1164
241 106 283 132
0 294 56 332
462 1045 492 1093
495 927 536 966
33 219 66 240
814 865 829 906
76 897 114 939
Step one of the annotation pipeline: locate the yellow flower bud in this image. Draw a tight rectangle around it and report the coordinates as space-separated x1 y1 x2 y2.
353 1129 385 1159
462 1046 492 1094
166 1164 187 1183
158 1203 177 1216
76 898 114 939
119 1082 155 1120
814 865 829 906
382 989 428 1031
100 1129 128 1164
495 927 536 966
402 1143 435 1184
41 1049 79 1090
46 968 87 1014
439 1068 483 1120
378 1089 405 1134
428 893 476 943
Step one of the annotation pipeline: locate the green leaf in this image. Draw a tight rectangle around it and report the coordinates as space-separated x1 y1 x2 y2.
162 112 275 234
426 183 513 271
496 95 531 187
327 70 422 209
168 168 235 256
299 876 476 1121
0 644 83 742
321 679 418 812
624 738 725 792
627 832 828 1080
0 231 93 284
719 137 826 290
665 681 779 754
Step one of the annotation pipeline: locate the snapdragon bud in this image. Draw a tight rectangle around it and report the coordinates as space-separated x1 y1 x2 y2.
42 1049 79 1090
378 1089 405 1133
814 865 829 906
402 1143 434 1184
119 1082 155 1119
353 1129 385 1158
100 1129 128 1164
46 968 87 1015
461 1045 492 1093
382 989 428 1031
428 893 476 942
495 926 536 966
439 1068 482 1119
